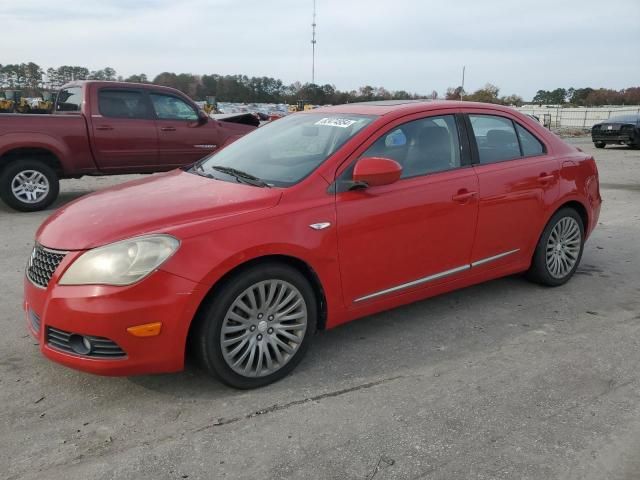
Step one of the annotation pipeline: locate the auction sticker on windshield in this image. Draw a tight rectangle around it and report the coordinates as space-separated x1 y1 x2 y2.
315 118 358 128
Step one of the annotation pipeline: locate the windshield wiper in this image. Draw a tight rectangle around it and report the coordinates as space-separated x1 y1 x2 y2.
190 163 216 179
210 165 271 188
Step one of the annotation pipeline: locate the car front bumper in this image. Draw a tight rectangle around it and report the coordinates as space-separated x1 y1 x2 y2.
592 132 637 145
24 268 207 376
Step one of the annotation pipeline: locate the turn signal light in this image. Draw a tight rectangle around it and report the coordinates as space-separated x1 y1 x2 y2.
127 322 162 337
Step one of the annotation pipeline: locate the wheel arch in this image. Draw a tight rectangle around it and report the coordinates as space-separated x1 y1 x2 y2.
554 199 589 233
0 146 64 177
528 198 590 267
185 253 329 357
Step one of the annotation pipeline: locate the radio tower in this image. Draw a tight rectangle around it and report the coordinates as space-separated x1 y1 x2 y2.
311 0 317 84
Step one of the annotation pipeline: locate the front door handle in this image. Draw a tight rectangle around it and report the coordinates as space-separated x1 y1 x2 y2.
451 190 477 203
538 173 555 184
160 126 176 132
96 125 113 131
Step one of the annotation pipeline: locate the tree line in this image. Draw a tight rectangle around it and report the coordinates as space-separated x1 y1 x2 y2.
0 62 425 104
445 84 524 106
531 87 640 106
445 83 640 107
1 62 638 106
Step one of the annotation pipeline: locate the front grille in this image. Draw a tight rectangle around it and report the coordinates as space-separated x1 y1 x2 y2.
46 327 126 358
29 309 41 333
600 130 625 137
26 244 67 288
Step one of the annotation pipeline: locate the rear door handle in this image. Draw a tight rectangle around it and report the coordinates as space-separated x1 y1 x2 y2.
96 125 113 131
160 126 176 132
451 190 477 203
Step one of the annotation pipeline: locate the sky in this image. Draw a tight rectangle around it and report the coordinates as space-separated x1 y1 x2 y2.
1 0 639 100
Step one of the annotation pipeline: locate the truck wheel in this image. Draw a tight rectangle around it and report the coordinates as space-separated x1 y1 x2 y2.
594 142 606 149
0 160 59 212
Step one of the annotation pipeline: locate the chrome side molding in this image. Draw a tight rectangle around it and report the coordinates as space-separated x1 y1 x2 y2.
470 249 520 267
354 265 470 303
194 144 217 149
354 248 520 303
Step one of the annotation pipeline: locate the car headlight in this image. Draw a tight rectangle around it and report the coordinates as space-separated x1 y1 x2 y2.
59 235 180 286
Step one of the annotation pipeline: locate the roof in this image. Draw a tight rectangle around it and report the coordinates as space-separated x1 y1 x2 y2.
345 99 432 106
60 80 185 95
313 100 516 116
601 113 640 124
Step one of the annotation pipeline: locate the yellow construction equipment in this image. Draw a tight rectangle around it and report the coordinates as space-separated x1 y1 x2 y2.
15 98 31 114
0 90 55 114
28 98 54 114
289 100 312 112
202 96 219 115
0 97 14 113
0 90 17 113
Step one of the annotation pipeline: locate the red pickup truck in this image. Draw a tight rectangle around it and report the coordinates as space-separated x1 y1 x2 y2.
0 81 257 211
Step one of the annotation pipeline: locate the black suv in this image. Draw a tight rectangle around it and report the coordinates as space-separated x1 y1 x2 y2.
591 114 640 149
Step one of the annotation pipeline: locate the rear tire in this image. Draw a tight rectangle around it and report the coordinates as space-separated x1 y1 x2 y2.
193 262 317 389
0 159 59 212
527 208 584 287
594 142 606 149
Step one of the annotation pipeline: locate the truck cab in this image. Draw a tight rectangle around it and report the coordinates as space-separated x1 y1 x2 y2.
0 81 256 211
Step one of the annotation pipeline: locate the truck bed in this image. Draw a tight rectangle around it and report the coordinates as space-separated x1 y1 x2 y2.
0 113 97 175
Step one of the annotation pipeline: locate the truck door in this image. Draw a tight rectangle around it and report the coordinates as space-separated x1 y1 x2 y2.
149 92 220 167
90 88 160 172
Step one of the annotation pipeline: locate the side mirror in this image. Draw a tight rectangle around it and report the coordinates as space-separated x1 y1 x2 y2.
352 157 402 188
197 110 209 125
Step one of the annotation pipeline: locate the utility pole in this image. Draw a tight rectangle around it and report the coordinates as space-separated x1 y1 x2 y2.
311 0 317 85
461 65 465 100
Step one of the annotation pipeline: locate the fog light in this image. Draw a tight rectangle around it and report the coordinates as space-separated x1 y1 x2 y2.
69 334 92 355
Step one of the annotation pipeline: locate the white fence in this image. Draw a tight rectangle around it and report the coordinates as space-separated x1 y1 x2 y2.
515 106 640 129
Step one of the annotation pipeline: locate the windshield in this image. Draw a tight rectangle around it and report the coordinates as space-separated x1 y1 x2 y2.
606 114 639 124
194 113 375 187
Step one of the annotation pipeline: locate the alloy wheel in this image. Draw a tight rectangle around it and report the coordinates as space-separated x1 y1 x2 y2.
220 279 308 378
545 217 582 279
11 170 50 204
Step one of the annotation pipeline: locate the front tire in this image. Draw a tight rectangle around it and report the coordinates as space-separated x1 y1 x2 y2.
527 208 584 286
0 159 59 212
594 142 606 149
194 263 317 389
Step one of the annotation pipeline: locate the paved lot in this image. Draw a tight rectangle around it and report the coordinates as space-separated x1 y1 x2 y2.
1 138 639 480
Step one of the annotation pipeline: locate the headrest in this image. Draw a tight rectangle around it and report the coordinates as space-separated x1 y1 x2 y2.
486 129 517 146
418 126 450 147
101 97 129 117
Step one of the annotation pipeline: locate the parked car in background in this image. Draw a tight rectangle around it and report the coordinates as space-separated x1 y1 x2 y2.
523 113 541 123
591 114 640 149
0 81 257 211
24 100 601 388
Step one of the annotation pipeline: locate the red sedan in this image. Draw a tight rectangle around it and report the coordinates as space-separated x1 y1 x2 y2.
24 100 601 388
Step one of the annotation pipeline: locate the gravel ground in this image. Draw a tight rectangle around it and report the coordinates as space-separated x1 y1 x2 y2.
1 138 639 480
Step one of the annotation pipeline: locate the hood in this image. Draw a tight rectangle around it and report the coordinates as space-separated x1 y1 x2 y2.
37 169 282 250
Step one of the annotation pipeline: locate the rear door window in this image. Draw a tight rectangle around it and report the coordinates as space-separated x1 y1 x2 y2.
469 115 521 163
98 89 149 119
515 123 545 156
55 87 83 112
